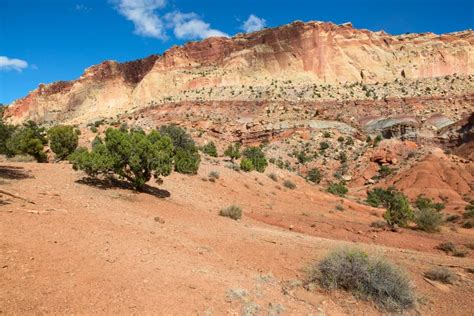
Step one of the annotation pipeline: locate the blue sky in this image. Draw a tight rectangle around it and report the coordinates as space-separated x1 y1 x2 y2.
1 0 473 105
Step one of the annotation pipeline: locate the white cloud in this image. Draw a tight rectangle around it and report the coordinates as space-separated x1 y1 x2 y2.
113 0 168 39
242 14 266 33
75 4 92 12
165 11 228 40
0 56 28 72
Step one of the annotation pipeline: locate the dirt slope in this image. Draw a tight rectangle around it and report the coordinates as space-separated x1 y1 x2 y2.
1 161 473 315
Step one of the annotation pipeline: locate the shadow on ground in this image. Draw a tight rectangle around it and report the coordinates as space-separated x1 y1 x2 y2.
0 166 33 180
76 177 171 198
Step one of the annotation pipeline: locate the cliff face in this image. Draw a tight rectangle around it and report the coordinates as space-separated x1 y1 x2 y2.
4 21 474 124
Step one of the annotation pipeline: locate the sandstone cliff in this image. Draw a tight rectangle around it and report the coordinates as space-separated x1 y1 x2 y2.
4 20 474 124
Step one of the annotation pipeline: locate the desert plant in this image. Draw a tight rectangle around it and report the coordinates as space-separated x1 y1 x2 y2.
208 170 219 181
283 179 296 190
240 158 254 172
224 143 241 162
308 248 414 312
319 141 330 151
462 219 473 229
219 205 242 220
268 173 278 181
452 246 469 257
0 111 15 155
202 141 218 157
242 146 268 172
383 191 414 228
48 125 79 160
370 220 388 229
306 168 322 184
158 124 200 174
327 182 348 197
6 121 47 162
424 267 457 284
437 241 456 253
70 128 173 191
413 195 444 232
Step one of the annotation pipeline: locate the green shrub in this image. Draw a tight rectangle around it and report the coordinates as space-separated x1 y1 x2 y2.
367 187 414 227
338 151 347 163
159 124 200 174
242 147 268 172
383 192 414 227
309 248 414 312
0 112 15 155
337 136 345 142
6 121 47 162
90 125 98 133
202 141 218 157
240 158 254 172
374 135 383 146
48 125 79 160
464 200 474 218
345 137 354 146
323 131 331 138
415 195 445 212
319 141 330 151
224 143 241 161
415 207 443 232
327 182 348 197
377 165 392 178
283 179 296 190
306 168 322 184
70 128 173 191
219 205 242 220
174 148 200 174
424 267 457 284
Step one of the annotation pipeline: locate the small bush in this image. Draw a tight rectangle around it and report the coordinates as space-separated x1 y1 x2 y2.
219 205 242 220
48 125 79 160
370 220 388 229
309 248 414 312
383 192 414 228
415 207 443 232
424 267 457 284
327 182 348 197
462 219 473 229
240 158 254 172
90 125 98 133
224 143 241 161
319 141 330 151
306 168 322 184
202 141 218 157
268 173 278 181
415 195 445 212
242 147 268 172
208 170 219 181
452 246 469 257
437 242 455 253
283 179 296 190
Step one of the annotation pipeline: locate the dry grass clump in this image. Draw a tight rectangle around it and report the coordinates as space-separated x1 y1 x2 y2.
219 205 242 220
283 179 296 190
424 267 457 284
307 248 414 312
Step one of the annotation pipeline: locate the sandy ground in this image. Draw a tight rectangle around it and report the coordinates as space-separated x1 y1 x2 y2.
1 161 473 315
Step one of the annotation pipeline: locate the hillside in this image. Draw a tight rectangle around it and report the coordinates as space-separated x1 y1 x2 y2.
3 21 474 125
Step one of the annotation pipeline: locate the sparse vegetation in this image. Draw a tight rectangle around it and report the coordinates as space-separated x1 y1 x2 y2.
224 143 241 162
268 173 278 181
308 248 414 312
306 168 322 184
219 205 242 220
48 125 79 160
202 141 218 157
326 182 348 197
242 147 268 173
424 267 457 284
208 170 219 181
283 179 296 190
413 195 444 232
437 241 456 253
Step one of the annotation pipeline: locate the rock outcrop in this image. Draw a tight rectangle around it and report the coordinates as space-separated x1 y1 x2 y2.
3 20 474 125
